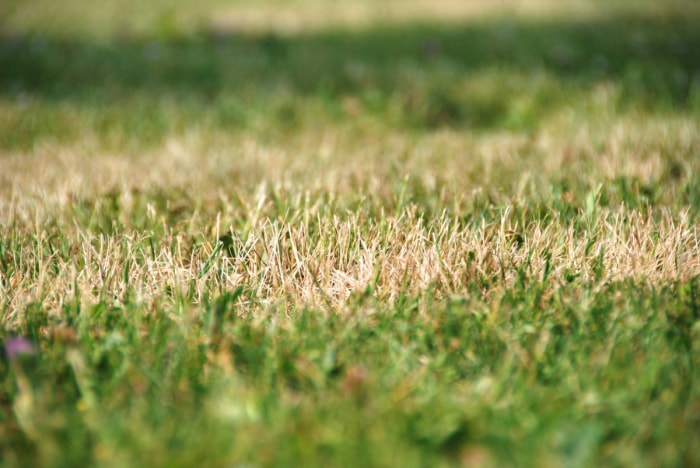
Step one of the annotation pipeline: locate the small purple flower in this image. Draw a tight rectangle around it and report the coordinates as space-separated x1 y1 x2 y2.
4 337 37 359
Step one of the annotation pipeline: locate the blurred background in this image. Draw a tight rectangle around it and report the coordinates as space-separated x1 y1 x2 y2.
1 0 699 151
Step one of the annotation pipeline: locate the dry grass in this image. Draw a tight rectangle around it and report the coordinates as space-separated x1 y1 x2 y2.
3 201 698 319
2 115 699 321
5 0 697 37
2 113 697 212
207 0 605 35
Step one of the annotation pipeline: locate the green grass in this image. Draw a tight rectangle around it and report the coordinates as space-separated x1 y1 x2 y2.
2 0 700 466
3 277 700 466
2 2 699 150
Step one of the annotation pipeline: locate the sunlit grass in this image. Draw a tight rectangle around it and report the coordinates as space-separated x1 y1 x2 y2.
1 0 700 466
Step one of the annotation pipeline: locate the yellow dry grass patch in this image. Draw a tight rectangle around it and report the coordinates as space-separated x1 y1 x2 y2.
2 116 699 322
1 113 697 218
4 0 697 38
207 0 600 35
2 199 698 321
207 0 700 35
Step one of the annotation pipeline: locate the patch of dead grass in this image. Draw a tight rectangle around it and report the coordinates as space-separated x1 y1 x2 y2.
2 188 698 324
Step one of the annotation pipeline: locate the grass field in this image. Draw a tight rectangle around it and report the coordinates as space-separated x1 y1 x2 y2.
2 0 700 466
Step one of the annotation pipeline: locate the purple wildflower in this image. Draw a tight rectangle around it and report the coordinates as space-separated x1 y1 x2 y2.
4 336 37 359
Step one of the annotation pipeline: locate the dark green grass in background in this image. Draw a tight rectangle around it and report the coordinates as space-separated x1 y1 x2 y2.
2 7 699 149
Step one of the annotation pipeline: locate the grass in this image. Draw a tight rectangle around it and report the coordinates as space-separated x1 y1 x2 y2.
1 0 700 466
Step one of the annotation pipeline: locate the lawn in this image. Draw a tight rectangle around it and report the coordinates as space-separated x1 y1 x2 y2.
1 0 700 466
